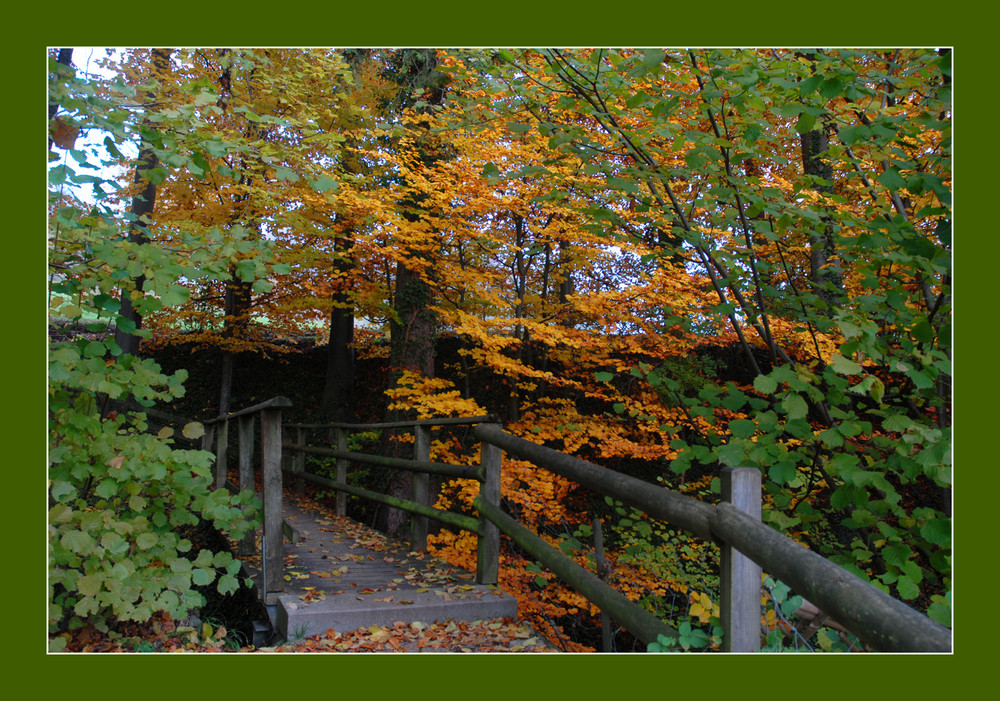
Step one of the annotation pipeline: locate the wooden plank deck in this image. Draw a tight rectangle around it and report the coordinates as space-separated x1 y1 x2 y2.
236 493 518 640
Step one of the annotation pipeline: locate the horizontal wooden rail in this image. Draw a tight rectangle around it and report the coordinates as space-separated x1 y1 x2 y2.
286 465 483 535
284 414 500 431
282 442 483 480
474 424 715 541
203 396 293 425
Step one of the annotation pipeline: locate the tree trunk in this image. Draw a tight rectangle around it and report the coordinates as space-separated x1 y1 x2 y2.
381 258 437 537
321 233 357 422
215 49 260 416
379 48 446 538
48 49 74 122
799 128 843 306
115 48 172 358
219 272 252 415
797 52 844 311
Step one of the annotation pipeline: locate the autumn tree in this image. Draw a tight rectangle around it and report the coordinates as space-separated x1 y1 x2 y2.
109 49 352 414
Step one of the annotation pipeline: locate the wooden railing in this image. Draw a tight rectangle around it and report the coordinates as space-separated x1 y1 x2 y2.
471 425 952 653
199 400 951 652
201 396 293 600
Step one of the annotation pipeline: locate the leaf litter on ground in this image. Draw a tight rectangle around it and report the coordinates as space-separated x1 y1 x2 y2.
263 617 556 653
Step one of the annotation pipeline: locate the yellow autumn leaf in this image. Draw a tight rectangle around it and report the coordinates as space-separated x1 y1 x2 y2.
182 422 205 440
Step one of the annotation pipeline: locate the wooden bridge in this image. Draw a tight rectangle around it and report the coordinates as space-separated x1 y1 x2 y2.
237 491 518 640
156 395 951 652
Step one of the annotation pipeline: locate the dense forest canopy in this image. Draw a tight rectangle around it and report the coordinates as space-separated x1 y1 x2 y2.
48 47 951 652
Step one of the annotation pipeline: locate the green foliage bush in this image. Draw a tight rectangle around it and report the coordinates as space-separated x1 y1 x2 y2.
47 348 261 637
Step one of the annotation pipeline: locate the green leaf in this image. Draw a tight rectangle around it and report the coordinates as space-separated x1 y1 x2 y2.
594 371 614 382
780 594 804 616
274 166 300 182
643 48 666 68
192 568 215 586
308 175 338 192
828 452 860 477
818 427 843 448
728 418 756 439
838 125 870 146
829 354 862 375
217 574 238 596
836 319 863 339
95 478 119 500
753 374 778 394
920 518 951 547
212 550 234 568
83 340 107 358
77 573 103 597
49 503 74 525
869 377 885 404
115 314 137 335
626 91 649 109
819 77 843 99
49 481 76 503
799 75 823 95
101 531 127 554
768 462 797 486
911 319 935 343
201 137 231 157
61 530 94 554
795 112 817 134
883 413 914 433
927 593 951 627
159 284 190 307
878 167 907 190
896 575 920 600
781 394 808 420
194 549 214 567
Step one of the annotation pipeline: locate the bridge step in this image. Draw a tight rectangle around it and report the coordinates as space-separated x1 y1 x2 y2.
259 496 518 641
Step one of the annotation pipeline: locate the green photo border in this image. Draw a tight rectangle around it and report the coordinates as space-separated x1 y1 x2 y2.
19 3 980 696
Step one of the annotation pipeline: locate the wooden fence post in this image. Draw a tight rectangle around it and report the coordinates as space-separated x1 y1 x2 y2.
261 407 284 603
334 428 348 516
592 517 613 652
410 424 430 551
476 425 501 585
201 422 216 454
237 414 255 557
294 426 306 496
720 466 762 652
214 418 229 490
